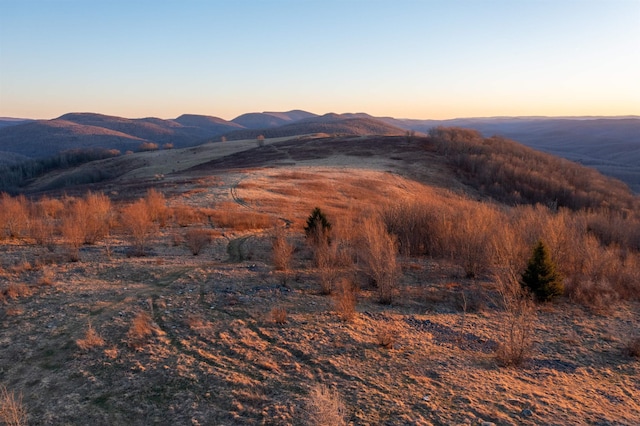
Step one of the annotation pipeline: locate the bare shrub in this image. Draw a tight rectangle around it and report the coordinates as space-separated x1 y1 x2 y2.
564 235 621 311
269 307 287 324
58 192 113 258
0 384 27 426
145 189 168 227
494 279 536 367
380 198 444 257
357 216 400 304
449 204 500 279
304 384 347 426
271 227 294 271
36 196 64 219
624 336 640 358
29 216 56 249
60 213 83 261
333 278 357 321
30 196 63 249
82 192 113 244
127 312 154 349
138 142 159 151
76 323 106 351
121 200 156 255
184 228 212 255
171 204 203 227
315 241 341 295
0 194 30 240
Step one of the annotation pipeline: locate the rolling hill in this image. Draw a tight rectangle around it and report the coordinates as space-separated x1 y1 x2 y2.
0 119 146 158
231 110 318 129
1 129 639 425
386 116 640 192
1 110 639 192
222 113 408 141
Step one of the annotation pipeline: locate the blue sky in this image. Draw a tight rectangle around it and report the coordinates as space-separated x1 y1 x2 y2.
1 0 638 120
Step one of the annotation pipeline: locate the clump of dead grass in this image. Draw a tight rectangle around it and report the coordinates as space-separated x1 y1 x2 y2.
269 307 288 325
127 312 155 349
2 283 32 300
333 278 357 322
624 336 640 358
304 384 347 426
0 384 27 426
9 262 32 275
76 323 106 351
209 202 273 231
376 323 397 349
36 268 54 286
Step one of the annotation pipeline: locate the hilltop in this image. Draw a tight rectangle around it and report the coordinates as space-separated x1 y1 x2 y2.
0 129 639 425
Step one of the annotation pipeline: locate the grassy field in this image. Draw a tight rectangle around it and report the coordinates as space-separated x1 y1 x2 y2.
1 134 639 425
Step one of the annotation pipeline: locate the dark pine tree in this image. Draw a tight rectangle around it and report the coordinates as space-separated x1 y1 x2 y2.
304 207 331 245
521 240 564 302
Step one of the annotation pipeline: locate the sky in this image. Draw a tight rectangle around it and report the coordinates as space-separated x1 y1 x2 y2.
1 0 639 120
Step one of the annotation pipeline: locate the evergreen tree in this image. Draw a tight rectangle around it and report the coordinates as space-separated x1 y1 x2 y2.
520 240 564 302
304 207 331 245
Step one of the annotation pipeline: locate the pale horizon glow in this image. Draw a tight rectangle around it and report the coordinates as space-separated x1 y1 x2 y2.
1 0 639 121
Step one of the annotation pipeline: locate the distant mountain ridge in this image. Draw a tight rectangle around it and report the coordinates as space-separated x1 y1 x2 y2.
1 110 639 191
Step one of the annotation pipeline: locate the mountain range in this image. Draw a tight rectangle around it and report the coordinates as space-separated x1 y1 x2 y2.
1 110 639 191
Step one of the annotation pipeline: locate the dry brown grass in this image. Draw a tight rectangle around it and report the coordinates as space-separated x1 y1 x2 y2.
171 203 204 227
127 312 154 349
2 283 32 300
304 384 347 426
36 268 54 286
0 384 27 426
1 136 639 424
76 323 106 351
9 262 32 275
269 306 288 324
333 278 357 322
208 202 273 231
375 323 397 349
